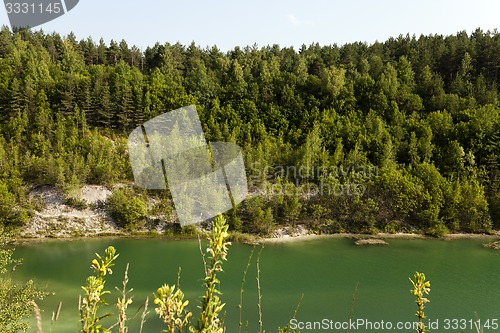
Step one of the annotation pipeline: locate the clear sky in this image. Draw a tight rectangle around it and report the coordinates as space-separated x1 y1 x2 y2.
1 0 499 51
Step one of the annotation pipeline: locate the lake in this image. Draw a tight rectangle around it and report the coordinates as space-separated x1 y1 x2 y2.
11 236 500 333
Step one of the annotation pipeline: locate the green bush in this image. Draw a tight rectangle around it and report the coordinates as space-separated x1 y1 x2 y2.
0 180 29 227
181 224 198 236
0 227 46 332
107 187 148 229
243 196 275 235
63 196 88 210
426 223 449 238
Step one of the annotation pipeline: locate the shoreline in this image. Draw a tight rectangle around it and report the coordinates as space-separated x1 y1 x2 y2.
256 231 500 244
19 185 500 244
13 230 500 246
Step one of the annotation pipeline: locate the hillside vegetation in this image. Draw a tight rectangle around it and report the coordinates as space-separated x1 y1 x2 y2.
0 27 500 236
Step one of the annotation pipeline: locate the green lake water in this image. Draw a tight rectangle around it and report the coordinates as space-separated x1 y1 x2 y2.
11 237 500 333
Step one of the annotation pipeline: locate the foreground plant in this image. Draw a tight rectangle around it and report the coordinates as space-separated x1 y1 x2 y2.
114 263 133 333
154 284 192 333
197 214 231 333
153 214 231 333
79 246 119 333
0 227 46 333
409 272 431 333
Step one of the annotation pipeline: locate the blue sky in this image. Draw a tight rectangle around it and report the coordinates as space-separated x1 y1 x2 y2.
1 0 499 51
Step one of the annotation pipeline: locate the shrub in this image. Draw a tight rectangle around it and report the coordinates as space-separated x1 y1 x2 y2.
0 180 29 227
107 187 147 229
242 196 275 236
426 223 449 238
0 227 46 332
64 196 88 210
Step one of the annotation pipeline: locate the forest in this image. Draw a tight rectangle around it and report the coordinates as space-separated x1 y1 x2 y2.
0 26 500 236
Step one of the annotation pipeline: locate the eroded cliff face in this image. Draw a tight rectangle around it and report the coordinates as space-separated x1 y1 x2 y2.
23 185 117 238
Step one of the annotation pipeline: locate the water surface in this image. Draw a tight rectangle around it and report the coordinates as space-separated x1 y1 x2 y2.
12 237 500 332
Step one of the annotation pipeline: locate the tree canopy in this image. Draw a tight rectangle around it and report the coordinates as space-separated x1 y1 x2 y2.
1 26 500 235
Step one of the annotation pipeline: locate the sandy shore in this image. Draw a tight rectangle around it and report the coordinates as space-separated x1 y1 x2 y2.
443 232 500 240
258 231 500 244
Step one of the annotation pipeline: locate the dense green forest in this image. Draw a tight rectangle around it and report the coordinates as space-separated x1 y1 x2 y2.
0 26 500 236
